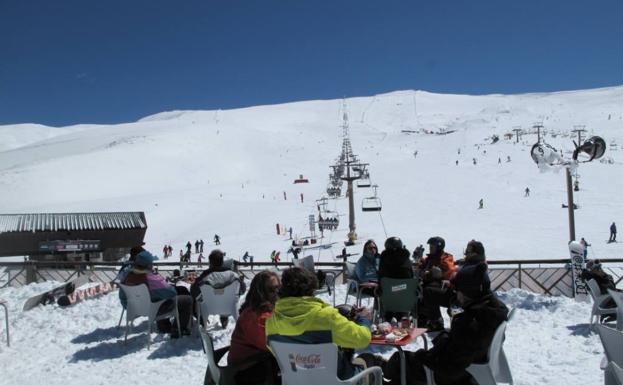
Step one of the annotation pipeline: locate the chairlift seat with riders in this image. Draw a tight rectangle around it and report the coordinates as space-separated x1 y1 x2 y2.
294 174 309 184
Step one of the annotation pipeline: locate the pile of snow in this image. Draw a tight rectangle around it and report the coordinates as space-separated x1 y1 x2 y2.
0 282 605 385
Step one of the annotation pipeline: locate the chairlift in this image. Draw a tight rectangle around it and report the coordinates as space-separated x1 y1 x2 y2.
357 176 371 188
293 174 309 184
362 185 382 212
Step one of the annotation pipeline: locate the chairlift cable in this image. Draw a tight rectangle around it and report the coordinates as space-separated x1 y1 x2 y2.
378 211 388 239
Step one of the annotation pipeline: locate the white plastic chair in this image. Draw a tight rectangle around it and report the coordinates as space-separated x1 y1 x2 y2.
199 325 228 385
588 279 617 325
344 263 377 308
197 281 240 328
597 324 623 368
606 361 623 385
608 289 623 331
293 255 336 306
269 341 383 385
0 299 9 347
465 320 513 385
118 283 180 349
426 321 513 385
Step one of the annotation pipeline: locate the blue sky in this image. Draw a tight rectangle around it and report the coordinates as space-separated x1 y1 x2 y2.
1 0 622 126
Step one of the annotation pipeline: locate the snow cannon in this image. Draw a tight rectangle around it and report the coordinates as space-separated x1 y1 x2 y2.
572 136 606 162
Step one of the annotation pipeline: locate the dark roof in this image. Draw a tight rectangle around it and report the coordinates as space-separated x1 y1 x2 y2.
0 212 147 233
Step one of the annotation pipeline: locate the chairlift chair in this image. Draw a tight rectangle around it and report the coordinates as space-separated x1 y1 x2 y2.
357 177 371 188
362 197 382 212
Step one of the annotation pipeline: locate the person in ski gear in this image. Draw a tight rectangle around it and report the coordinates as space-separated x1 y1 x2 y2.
242 251 249 263
192 249 247 328
265 267 372 380
197 253 204 268
370 262 508 385
478 198 484 209
417 237 457 331
120 250 192 337
288 227 293 239
228 271 281 384
199 239 204 253
214 234 221 245
193 240 198 254
378 237 413 320
287 247 301 259
610 222 617 242
525 187 530 197
186 241 192 254
163 244 169 259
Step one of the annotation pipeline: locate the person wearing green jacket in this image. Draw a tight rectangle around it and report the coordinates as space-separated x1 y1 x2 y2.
266 267 372 380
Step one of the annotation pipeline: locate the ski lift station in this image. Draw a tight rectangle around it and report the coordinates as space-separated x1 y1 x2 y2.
0 212 147 261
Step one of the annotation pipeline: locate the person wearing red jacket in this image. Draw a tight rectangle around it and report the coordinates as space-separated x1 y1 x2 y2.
227 270 281 384
417 236 457 331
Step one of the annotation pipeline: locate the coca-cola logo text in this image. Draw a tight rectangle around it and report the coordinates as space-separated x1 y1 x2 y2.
294 354 321 366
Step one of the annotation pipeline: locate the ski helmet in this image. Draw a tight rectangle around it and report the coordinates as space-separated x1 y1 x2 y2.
427 236 445 251
384 236 403 251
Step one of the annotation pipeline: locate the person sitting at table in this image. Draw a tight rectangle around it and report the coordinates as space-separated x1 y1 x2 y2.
355 239 380 283
120 250 193 337
265 267 372 380
227 270 281 385
378 236 413 280
191 249 247 327
417 236 457 331
365 261 508 385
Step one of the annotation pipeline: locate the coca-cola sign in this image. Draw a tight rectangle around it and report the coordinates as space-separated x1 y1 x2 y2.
289 353 323 370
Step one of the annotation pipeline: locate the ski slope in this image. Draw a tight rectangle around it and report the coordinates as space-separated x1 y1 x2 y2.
0 86 622 262
0 86 621 385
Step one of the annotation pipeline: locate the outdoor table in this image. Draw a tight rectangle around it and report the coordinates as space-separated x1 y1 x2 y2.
369 327 427 385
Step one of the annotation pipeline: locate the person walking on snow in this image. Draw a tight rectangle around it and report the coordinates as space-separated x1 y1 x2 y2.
214 234 221 245
525 187 530 197
186 241 192 254
194 240 200 254
199 239 204 253
610 222 617 243
478 198 484 209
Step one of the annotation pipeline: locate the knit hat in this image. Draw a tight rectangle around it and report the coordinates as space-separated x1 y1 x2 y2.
451 262 491 298
134 250 156 268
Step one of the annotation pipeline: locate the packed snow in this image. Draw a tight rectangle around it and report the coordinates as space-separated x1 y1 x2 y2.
1 86 622 384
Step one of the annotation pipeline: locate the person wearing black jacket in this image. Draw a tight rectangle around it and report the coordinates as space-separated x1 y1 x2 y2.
378 236 413 280
367 261 509 385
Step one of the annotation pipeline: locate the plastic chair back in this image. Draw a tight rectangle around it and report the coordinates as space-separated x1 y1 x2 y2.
198 281 240 325
345 262 357 280
119 283 151 321
269 341 382 385
293 255 315 272
199 325 225 385
379 277 418 316
608 289 623 331
597 324 623 368
606 361 623 385
588 279 617 324
465 320 513 385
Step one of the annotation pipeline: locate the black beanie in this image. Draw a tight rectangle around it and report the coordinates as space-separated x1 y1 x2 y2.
451 262 491 298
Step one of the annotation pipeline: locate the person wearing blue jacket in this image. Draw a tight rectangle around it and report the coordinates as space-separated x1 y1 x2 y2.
355 240 380 283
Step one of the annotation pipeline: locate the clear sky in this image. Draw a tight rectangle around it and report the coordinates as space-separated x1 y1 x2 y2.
1 0 622 126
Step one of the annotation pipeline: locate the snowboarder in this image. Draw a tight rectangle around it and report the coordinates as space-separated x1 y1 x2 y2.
478 198 484 209
214 234 221 245
609 222 617 243
287 247 300 259
194 240 200 254
186 241 192 254
199 239 204 253
525 187 530 197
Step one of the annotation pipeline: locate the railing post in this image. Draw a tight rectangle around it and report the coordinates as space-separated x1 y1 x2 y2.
518 263 522 289
26 261 37 284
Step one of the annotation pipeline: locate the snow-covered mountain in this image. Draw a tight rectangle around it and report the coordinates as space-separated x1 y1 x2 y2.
1 86 622 261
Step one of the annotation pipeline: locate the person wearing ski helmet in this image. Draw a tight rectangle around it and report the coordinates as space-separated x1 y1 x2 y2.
417 236 457 330
378 236 413 281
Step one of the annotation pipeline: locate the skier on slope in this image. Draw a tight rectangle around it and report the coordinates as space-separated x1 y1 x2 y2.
609 222 617 243
214 234 221 245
